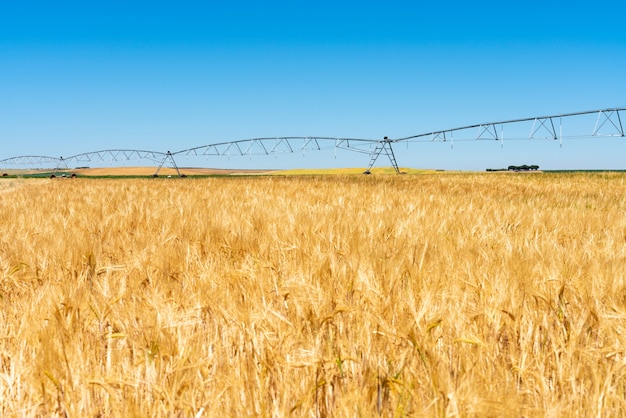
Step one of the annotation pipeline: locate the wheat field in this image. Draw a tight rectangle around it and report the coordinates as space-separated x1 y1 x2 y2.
1 173 626 417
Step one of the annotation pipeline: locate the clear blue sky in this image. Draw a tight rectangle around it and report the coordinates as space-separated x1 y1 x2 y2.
2 1 625 170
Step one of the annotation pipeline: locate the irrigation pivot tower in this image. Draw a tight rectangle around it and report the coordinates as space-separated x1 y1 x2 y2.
364 137 400 174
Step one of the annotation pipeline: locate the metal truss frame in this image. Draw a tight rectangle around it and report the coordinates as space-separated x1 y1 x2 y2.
1 108 624 175
396 108 624 143
0 155 68 167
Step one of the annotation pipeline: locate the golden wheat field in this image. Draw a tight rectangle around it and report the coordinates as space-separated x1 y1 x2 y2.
1 173 626 417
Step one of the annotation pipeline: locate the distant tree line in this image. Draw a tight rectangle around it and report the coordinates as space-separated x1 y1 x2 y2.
486 165 539 172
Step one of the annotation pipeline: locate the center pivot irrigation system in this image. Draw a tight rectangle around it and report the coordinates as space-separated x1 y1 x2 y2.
1 108 624 176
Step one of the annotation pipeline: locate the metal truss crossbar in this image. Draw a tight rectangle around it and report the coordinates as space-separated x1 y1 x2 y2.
594 110 624 136
530 117 557 140
477 124 499 140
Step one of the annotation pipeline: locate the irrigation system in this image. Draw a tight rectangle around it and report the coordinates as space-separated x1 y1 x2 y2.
1 108 624 176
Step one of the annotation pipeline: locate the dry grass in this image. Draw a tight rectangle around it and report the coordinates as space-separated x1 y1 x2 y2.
69 166 431 176
274 167 435 175
72 167 274 177
1 173 626 417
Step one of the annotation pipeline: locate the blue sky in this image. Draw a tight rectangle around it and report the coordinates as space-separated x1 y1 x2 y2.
1 1 625 170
